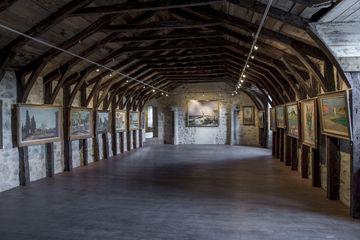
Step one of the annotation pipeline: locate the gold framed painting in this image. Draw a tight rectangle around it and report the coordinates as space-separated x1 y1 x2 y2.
16 104 63 147
317 90 351 140
286 102 299 139
270 107 276 131
69 107 93 140
243 106 255 125
258 110 264 129
300 98 317 148
276 105 285 128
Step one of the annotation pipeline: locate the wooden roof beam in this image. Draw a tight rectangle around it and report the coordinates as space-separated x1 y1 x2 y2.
72 0 223 16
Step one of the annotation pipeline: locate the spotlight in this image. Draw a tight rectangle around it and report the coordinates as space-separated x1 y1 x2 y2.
152 89 155 92
161 92 164 95
240 79 244 83
251 55 255 59
109 73 112 77
254 45 258 50
242 74 246 78
166 94 169 97
96 68 100 72
247 64 250 68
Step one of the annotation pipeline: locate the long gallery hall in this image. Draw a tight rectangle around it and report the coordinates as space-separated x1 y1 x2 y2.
0 0 360 239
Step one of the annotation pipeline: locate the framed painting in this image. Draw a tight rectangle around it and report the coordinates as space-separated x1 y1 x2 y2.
187 100 219 127
16 104 62 147
286 102 299 139
129 111 140 130
69 107 93 140
276 105 285 128
243 106 255 125
300 98 317 148
318 90 351 140
270 108 276 131
97 111 109 133
115 110 127 132
258 110 264 129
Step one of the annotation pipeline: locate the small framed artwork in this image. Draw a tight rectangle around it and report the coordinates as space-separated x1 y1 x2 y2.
317 90 351 140
300 98 317 148
243 106 255 125
276 105 285 128
286 102 299 139
129 111 140 130
270 108 276 131
69 107 93 140
16 104 63 147
258 110 264 128
115 110 127 132
97 111 109 133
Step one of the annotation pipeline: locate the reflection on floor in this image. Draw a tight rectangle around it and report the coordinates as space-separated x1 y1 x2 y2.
0 145 359 240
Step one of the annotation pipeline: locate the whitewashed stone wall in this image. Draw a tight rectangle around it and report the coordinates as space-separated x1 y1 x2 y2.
340 152 351 207
145 83 260 146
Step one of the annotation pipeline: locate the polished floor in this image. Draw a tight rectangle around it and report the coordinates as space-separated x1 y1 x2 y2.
0 145 359 240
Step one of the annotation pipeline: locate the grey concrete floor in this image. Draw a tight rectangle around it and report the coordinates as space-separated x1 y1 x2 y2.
0 145 359 240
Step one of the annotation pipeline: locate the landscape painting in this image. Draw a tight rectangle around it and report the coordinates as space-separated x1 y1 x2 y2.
270 108 276 131
258 111 264 128
97 111 109 133
286 103 299 139
129 111 139 130
276 105 285 128
301 99 317 148
70 107 93 140
17 104 62 147
243 106 255 125
115 110 127 132
188 100 219 127
318 91 351 140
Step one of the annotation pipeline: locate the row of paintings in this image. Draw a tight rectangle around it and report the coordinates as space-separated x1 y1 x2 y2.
269 90 352 148
17 104 146 147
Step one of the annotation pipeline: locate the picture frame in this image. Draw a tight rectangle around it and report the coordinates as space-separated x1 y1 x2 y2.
270 107 276 131
0 100 2 149
97 111 109 134
317 90 352 140
187 100 219 127
242 106 255 125
286 102 299 139
300 98 317 148
16 104 63 147
115 110 127 132
69 107 93 140
140 111 146 129
258 110 264 129
276 105 286 128
129 111 140 130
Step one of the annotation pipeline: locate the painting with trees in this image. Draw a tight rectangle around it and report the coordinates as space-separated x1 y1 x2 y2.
318 90 351 140
69 107 93 140
115 110 127 132
301 99 317 148
276 105 285 128
129 111 140 130
286 103 299 139
97 111 109 133
17 104 62 147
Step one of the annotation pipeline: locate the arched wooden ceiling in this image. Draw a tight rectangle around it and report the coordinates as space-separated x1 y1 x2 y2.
0 0 347 110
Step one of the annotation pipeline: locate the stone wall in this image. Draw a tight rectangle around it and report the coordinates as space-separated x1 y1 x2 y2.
0 71 143 192
144 83 260 146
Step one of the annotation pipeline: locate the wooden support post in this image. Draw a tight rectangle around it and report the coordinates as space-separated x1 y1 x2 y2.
80 86 88 166
327 136 340 200
133 130 137 149
102 133 109 159
272 132 277 156
139 129 143 147
44 82 55 177
18 146 30 186
120 132 125 153
312 148 321 187
279 129 284 162
301 145 309 178
16 72 30 186
291 139 298 171
63 85 72 171
126 111 131 151
285 136 291 166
